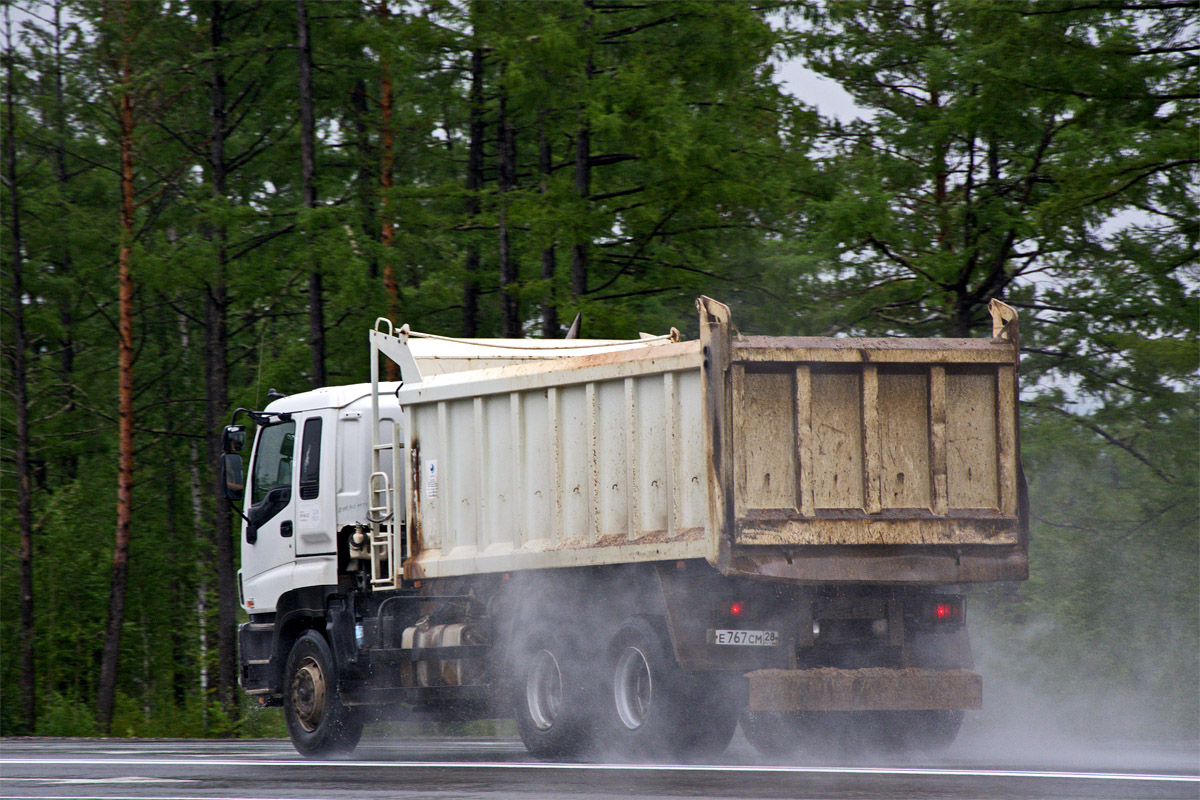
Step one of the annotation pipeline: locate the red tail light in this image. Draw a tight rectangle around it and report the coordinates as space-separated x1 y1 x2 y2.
729 601 745 617
907 596 965 628
930 597 963 624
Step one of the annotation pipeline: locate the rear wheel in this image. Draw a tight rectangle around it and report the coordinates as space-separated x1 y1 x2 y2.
283 630 363 758
741 709 964 759
675 686 740 762
741 710 801 758
867 710 964 753
513 629 597 760
603 616 737 762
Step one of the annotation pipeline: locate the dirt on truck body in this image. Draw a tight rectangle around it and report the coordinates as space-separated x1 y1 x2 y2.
224 296 1026 759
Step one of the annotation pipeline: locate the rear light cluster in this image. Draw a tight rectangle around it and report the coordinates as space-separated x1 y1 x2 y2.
715 599 751 620
912 596 965 627
935 601 959 621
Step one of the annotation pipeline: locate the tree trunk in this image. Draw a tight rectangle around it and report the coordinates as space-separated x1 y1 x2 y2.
497 78 519 337
51 0 76 480
97 18 137 732
186 438 209 728
296 0 325 387
538 109 558 337
168 578 185 708
206 0 238 726
571 125 590 299
4 5 37 733
349 79 378 281
378 1 400 374
463 45 484 337
180 309 210 727
571 2 593 300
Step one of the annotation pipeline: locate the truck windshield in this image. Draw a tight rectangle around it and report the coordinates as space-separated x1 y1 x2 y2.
252 422 296 504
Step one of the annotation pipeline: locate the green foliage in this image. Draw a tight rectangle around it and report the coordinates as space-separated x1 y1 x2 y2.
235 704 289 739
1016 407 1197 735
775 0 1198 738
1 0 1194 740
36 692 99 738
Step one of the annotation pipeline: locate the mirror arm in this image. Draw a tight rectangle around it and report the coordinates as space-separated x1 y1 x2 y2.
227 498 249 524
231 407 290 427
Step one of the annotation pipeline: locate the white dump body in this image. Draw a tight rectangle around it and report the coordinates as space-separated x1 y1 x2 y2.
398 340 713 580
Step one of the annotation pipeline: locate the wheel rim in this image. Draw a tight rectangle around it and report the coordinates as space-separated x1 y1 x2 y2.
525 649 563 731
613 645 652 730
291 655 326 733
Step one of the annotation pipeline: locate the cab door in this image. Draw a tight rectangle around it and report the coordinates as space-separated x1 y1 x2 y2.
295 412 335 557
239 419 297 613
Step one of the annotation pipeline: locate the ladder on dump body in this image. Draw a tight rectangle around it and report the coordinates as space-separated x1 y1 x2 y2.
366 316 423 591
368 421 401 589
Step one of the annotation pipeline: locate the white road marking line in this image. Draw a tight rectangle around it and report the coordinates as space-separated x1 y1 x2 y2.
2 796 321 800
4 776 196 784
1 758 1196 784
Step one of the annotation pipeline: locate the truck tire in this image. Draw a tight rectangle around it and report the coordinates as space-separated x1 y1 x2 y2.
742 710 964 757
739 710 807 759
602 616 737 762
869 710 964 753
283 630 363 759
674 687 740 762
513 629 596 760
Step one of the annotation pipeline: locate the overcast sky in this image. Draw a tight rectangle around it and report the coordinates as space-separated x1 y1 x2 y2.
774 58 866 123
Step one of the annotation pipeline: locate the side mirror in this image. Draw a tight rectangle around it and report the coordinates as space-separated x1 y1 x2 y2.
222 425 246 454
220 453 245 502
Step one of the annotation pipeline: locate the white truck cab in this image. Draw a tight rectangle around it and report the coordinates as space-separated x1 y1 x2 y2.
236 385 403 615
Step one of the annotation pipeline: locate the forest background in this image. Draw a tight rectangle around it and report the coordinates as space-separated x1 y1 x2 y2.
1 0 1196 740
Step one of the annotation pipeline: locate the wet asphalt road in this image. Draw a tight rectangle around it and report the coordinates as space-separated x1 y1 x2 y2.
1 735 1196 800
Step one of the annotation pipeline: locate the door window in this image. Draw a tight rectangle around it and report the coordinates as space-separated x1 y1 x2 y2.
299 417 322 500
252 422 296 504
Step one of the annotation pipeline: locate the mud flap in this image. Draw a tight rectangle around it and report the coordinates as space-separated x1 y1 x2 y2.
325 597 359 675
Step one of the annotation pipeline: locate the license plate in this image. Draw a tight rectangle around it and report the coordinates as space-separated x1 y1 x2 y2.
709 629 779 647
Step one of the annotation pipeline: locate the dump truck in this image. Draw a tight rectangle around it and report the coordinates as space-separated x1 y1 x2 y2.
221 296 1027 759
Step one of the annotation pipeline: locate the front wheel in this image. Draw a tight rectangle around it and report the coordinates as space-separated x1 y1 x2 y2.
283 630 363 758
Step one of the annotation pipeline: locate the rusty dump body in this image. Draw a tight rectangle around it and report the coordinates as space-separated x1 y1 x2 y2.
700 297 1028 586
385 296 1027 588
